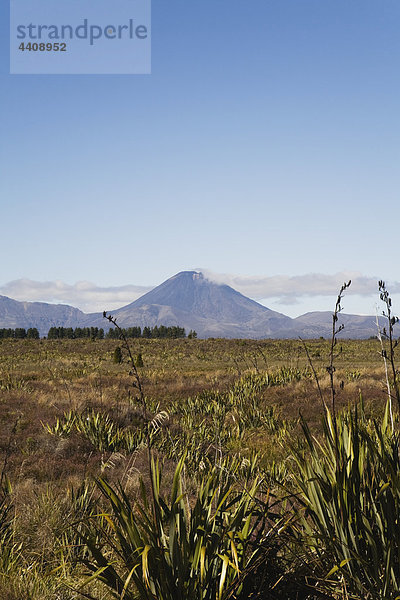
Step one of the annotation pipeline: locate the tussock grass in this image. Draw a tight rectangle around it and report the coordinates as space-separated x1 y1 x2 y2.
0 336 397 598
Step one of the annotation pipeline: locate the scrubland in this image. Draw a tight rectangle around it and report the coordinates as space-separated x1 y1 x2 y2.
0 336 397 599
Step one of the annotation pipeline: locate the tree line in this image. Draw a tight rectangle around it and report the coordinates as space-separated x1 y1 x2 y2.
0 325 197 340
0 328 40 339
48 325 194 339
106 325 188 339
47 327 105 339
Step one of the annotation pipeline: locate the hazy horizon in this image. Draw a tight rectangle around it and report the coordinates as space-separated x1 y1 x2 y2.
1 1 399 317
1 269 398 318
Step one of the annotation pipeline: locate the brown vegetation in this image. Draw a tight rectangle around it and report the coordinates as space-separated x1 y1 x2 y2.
0 336 395 598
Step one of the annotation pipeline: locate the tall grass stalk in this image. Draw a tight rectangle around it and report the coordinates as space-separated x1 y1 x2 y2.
378 281 400 418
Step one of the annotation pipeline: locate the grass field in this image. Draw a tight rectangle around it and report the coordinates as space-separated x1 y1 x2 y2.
0 336 397 599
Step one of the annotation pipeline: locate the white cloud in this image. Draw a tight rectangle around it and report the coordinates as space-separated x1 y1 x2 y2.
2 271 400 314
0 279 152 313
200 269 400 302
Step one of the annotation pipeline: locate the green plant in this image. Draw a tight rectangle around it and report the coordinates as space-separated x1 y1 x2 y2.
293 401 400 599
0 495 19 576
45 409 144 453
113 346 123 364
78 456 280 600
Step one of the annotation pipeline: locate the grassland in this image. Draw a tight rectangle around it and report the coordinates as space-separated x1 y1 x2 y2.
0 336 396 599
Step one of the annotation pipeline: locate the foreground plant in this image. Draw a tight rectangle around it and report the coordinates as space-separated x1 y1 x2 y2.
378 280 400 419
293 401 400 599
78 455 290 600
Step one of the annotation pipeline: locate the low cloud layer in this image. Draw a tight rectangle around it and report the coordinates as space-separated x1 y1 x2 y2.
0 279 152 313
201 270 400 304
1 271 400 313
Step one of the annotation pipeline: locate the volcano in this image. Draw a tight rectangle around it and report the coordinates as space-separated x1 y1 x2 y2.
101 271 294 338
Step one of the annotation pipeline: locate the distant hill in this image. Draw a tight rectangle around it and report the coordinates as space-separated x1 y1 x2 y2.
1 272 398 339
0 295 86 337
292 312 399 339
293 312 385 339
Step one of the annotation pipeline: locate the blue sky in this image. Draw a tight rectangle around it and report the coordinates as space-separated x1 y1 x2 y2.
1 0 400 316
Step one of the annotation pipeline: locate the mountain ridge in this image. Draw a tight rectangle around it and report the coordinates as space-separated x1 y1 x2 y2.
0 271 397 339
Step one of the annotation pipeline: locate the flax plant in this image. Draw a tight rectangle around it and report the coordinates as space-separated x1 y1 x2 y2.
78 456 275 600
293 401 400 599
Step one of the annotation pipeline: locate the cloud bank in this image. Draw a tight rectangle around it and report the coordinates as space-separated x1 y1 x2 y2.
0 279 152 313
201 270 400 305
1 271 400 313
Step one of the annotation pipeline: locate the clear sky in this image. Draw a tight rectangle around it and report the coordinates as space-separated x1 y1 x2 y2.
1 0 400 317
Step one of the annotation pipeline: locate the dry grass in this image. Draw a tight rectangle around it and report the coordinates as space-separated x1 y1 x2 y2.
0 336 394 598
0 337 389 483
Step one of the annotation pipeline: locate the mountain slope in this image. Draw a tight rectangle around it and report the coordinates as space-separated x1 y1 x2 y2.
0 295 87 337
104 271 294 338
291 311 400 339
1 272 398 339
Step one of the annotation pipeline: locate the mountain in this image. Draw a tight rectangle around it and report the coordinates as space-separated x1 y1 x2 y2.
100 271 294 338
0 295 87 337
293 312 400 339
1 272 398 339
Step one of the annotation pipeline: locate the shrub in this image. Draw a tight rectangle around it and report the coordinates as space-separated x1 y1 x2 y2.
293 401 400 599
113 346 123 364
78 456 287 600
